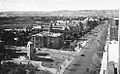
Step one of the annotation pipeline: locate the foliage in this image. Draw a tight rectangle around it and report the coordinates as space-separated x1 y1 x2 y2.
0 62 37 74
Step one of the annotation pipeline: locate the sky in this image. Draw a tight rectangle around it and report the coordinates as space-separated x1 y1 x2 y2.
0 0 119 11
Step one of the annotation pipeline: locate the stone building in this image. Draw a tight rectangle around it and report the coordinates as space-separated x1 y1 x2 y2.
31 31 64 49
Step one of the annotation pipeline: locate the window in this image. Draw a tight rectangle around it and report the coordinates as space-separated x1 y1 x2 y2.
35 43 39 46
31 37 34 41
40 38 43 41
36 37 39 41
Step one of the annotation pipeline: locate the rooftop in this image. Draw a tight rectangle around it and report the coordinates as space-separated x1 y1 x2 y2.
114 18 119 20
32 33 44 37
47 32 62 37
31 31 62 37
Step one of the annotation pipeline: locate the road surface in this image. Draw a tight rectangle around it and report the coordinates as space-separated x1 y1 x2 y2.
63 22 109 74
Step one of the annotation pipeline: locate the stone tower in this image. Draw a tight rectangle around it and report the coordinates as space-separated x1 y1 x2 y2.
27 41 34 60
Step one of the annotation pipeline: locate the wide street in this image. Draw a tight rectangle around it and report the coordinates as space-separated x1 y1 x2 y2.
63 21 109 74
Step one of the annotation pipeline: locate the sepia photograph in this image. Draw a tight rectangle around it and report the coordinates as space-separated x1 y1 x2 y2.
0 0 119 74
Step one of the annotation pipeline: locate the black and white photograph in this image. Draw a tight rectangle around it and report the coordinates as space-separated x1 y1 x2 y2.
0 0 119 74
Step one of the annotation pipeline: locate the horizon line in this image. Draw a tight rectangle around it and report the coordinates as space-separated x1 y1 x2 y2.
0 9 119 12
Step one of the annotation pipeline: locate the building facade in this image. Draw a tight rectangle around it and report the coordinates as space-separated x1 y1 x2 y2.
31 31 64 49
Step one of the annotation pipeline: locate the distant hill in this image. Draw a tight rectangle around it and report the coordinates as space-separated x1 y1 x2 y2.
0 10 119 17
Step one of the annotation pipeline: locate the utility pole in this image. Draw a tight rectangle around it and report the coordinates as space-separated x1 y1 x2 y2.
106 20 110 74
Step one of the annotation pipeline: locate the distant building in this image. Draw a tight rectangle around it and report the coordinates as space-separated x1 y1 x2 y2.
31 33 45 48
31 20 83 35
31 31 64 49
114 18 119 26
67 22 83 34
56 20 69 25
54 20 83 35
32 25 42 29
110 18 119 41
45 33 64 49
